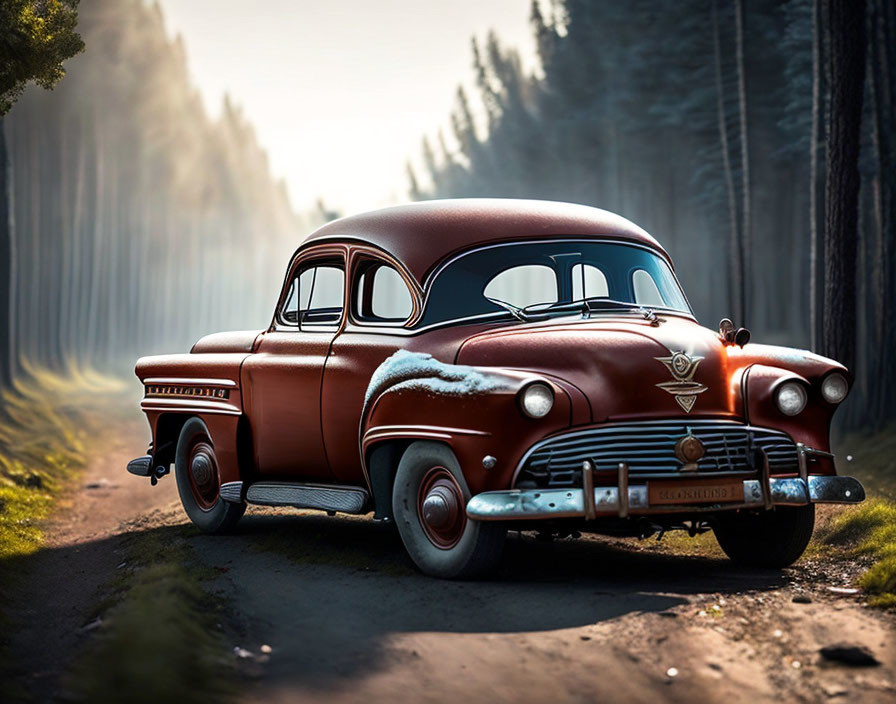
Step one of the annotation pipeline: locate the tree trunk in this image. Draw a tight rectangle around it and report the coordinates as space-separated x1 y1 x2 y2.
712 0 742 324
0 117 13 388
809 0 823 351
867 0 896 419
734 0 750 324
822 0 866 371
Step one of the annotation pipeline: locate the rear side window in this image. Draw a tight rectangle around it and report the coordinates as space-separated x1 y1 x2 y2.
354 262 414 323
483 264 558 309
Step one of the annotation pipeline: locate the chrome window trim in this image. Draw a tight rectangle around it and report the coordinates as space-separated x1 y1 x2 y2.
345 308 699 338
348 261 415 329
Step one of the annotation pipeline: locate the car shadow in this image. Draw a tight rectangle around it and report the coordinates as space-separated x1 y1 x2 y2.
2 510 793 699
183 510 792 693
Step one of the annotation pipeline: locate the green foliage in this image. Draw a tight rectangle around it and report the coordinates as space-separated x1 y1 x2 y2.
0 0 84 115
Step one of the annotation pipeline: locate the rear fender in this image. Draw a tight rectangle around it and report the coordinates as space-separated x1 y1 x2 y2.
135 353 249 485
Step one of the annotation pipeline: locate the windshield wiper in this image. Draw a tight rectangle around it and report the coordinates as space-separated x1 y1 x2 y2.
521 297 637 317
485 296 529 322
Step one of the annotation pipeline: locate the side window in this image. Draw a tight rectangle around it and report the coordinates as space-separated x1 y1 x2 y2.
354 262 414 323
571 263 609 300
632 268 665 307
281 262 344 326
483 264 558 309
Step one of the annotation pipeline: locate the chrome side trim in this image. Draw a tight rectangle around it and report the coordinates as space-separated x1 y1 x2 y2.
144 377 238 388
139 399 242 416
219 481 244 503
466 475 864 521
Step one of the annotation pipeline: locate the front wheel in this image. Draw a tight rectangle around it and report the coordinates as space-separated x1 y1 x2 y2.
174 418 245 533
713 504 815 568
392 442 506 579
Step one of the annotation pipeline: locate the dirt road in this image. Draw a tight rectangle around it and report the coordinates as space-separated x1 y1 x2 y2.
6 431 896 703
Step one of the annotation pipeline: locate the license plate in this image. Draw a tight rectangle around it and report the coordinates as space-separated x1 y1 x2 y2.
648 479 745 505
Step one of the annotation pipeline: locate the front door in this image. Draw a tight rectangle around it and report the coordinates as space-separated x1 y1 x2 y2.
241 249 346 480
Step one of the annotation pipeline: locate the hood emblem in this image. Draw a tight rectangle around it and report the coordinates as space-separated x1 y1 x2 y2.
655 350 707 413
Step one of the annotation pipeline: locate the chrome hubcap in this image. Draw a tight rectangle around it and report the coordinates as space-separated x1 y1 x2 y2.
422 486 457 529
188 440 219 510
191 452 213 485
417 467 466 549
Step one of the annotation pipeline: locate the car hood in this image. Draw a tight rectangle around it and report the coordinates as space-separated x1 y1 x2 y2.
456 315 746 422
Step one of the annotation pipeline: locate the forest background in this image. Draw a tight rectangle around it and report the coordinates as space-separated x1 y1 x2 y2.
1 0 893 431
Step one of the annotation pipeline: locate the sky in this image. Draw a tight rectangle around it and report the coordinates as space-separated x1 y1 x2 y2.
156 0 539 216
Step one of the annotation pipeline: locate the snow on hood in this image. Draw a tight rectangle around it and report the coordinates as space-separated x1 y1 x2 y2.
364 350 509 411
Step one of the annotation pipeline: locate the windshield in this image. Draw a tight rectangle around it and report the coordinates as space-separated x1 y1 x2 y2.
417 240 691 327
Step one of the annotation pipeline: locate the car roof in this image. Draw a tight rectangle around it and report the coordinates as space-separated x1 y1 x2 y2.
299 198 671 286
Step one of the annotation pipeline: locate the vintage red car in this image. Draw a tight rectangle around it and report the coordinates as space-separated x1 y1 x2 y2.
128 199 864 578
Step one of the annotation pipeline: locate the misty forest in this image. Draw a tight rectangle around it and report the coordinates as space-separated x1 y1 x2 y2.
2 0 895 434
3 2 896 700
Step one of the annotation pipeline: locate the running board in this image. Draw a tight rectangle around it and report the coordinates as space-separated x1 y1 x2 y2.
244 482 369 515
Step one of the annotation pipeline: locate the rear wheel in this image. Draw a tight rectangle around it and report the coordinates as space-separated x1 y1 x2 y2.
392 442 506 579
175 418 244 533
713 504 815 568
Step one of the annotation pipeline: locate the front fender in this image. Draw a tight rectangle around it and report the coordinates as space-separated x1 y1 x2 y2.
361 351 574 494
743 363 843 473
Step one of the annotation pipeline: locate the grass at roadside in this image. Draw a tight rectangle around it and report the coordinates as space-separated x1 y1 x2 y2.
823 424 896 607
819 499 896 607
65 527 237 703
0 366 135 700
0 366 131 564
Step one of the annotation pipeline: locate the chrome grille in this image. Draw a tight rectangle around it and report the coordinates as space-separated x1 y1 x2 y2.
516 420 799 488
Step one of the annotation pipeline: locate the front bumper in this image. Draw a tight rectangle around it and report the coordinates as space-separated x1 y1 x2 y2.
467 472 865 522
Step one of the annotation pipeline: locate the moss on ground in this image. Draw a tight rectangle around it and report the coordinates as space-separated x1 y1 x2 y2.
820 498 896 607
0 367 134 699
0 366 129 563
65 530 237 703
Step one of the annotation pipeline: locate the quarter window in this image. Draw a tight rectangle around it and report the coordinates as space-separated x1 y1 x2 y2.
354 262 414 323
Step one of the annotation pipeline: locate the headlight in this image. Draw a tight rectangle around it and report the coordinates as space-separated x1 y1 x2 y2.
776 382 807 416
519 382 554 418
821 372 849 404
